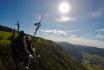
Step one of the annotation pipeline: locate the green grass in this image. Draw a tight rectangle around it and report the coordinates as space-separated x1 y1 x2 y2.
0 31 12 40
82 53 104 70
84 64 103 70
0 31 12 46
83 53 104 63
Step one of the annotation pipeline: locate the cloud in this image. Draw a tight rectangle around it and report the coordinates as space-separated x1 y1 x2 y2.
89 29 104 41
80 8 104 20
95 34 104 39
67 37 104 48
96 28 104 32
70 35 77 38
41 33 104 48
55 16 76 23
41 29 68 35
40 29 104 48
66 30 80 33
91 8 104 18
95 28 104 37
84 8 104 19
40 29 80 36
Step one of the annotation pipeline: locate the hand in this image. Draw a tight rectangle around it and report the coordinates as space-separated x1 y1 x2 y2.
37 55 40 58
29 54 33 58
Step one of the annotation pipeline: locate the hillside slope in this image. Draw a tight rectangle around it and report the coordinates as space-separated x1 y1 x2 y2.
57 42 83 62
0 25 81 70
58 42 104 70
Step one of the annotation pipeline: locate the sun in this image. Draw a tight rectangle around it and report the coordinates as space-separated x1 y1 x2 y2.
58 2 70 14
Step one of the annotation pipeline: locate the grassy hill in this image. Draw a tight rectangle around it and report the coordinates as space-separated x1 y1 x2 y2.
0 25 82 70
83 53 104 70
83 64 103 70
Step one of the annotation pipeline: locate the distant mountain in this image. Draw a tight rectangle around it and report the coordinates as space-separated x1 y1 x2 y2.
0 25 82 70
75 45 104 57
58 42 104 60
57 42 104 70
57 42 83 62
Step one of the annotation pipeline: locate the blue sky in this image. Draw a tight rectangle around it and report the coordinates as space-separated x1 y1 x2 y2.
0 0 104 48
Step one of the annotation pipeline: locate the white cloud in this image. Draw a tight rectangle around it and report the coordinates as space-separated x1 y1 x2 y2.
96 28 104 32
96 34 104 39
41 34 104 48
95 29 104 38
40 29 80 36
66 30 80 33
84 8 104 19
91 8 104 18
70 35 77 38
67 37 104 48
88 29 104 41
41 29 68 35
55 16 76 23
40 29 104 48
81 8 104 20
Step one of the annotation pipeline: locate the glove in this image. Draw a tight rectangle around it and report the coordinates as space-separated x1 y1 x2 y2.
29 54 33 59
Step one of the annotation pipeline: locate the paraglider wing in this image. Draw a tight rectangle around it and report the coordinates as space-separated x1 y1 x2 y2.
34 18 42 36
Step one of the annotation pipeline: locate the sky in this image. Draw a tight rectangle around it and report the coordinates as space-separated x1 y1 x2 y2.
0 0 104 48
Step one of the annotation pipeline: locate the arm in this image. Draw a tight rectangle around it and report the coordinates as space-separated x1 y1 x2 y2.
23 38 31 55
23 38 33 58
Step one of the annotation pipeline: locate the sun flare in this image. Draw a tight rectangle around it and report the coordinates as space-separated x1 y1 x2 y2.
58 2 70 14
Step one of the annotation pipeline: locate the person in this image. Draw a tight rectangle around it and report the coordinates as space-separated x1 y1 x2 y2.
25 36 38 62
25 36 34 56
11 30 39 70
24 36 40 70
11 31 31 70
11 29 19 61
11 31 27 62
17 32 33 70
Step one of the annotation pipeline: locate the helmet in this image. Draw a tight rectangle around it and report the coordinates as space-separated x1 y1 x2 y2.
25 36 31 40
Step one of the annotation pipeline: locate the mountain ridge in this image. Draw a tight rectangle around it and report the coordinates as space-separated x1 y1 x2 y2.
57 42 104 70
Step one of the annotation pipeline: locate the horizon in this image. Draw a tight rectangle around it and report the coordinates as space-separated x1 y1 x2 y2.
0 0 104 48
